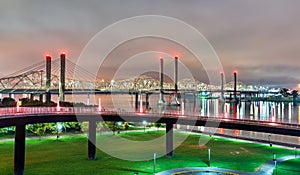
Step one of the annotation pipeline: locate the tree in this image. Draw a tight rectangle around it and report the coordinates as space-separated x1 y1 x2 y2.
1 97 16 107
64 122 80 132
26 123 55 140
104 121 117 135
279 88 289 97
123 122 129 133
20 98 43 107
154 123 162 131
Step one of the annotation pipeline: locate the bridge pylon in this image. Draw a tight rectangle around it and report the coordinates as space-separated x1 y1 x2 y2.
45 54 51 102
59 52 66 102
170 56 180 106
158 57 165 104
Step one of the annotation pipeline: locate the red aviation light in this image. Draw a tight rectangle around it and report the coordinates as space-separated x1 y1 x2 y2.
234 70 238 74
174 55 179 59
159 56 163 60
60 52 67 59
45 54 51 59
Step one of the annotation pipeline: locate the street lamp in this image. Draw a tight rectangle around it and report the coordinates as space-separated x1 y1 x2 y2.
142 120 147 132
208 148 211 167
117 122 122 134
268 135 272 147
153 152 157 174
56 123 63 139
273 153 277 175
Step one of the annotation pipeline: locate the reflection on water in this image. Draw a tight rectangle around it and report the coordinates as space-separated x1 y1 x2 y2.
15 93 300 145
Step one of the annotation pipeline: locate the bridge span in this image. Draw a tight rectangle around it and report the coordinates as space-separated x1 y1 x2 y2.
1 107 300 175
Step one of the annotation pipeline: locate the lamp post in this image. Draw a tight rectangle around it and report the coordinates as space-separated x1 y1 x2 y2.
142 120 147 132
295 147 297 158
268 135 272 147
273 153 277 175
153 152 157 174
208 148 211 167
56 123 63 139
117 122 122 134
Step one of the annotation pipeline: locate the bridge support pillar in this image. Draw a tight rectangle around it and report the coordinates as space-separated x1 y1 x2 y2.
29 93 34 100
135 93 139 112
166 122 174 157
145 93 149 109
88 121 96 160
39 94 43 102
14 125 26 175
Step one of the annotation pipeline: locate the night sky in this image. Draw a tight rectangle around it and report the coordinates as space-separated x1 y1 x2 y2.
1 0 300 88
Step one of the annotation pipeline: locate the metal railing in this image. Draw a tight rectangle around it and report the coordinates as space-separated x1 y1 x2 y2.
0 107 299 130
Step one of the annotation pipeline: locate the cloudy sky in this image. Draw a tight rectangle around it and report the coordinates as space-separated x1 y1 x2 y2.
1 0 300 88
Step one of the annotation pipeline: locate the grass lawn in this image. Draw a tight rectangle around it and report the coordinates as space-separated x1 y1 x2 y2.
0 131 296 175
274 158 300 175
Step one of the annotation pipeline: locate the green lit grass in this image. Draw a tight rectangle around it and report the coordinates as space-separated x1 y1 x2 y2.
0 131 296 175
274 158 300 175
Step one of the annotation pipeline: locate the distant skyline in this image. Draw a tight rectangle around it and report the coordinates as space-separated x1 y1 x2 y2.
1 0 300 88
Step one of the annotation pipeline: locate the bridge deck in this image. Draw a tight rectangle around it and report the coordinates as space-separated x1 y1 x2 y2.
0 107 299 137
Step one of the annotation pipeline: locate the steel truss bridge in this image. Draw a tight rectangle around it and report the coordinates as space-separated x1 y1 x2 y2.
0 56 274 97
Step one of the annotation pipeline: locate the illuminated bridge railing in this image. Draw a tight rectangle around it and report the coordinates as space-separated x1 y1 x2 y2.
0 107 299 131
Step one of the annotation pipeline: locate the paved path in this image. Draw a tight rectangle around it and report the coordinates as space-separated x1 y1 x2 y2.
156 155 298 175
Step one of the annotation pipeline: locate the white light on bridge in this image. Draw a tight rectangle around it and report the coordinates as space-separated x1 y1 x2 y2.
57 96 60 112
98 98 102 112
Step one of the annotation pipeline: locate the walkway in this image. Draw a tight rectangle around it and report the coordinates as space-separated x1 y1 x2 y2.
156 155 298 175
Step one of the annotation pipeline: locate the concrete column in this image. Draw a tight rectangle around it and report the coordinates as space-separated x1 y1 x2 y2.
39 94 43 102
135 93 139 112
88 121 97 160
145 93 149 109
14 125 26 175
59 52 66 102
29 93 34 100
166 122 174 157
45 55 51 102
158 57 165 104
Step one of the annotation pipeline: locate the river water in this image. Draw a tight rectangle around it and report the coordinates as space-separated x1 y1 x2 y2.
65 93 300 146
6 93 300 146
